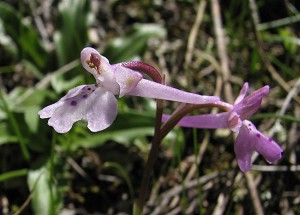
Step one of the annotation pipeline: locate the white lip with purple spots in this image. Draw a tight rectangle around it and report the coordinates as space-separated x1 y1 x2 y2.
38 84 118 133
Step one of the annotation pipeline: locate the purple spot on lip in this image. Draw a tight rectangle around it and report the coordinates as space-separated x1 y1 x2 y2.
88 88 91 90
82 94 88 99
70 100 77 106
256 133 261 138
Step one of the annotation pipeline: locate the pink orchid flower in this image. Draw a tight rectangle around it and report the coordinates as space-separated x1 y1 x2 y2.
39 47 219 133
163 83 283 172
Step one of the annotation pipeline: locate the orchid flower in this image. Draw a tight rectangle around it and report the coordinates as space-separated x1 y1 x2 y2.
39 47 219 133
162 83 283 172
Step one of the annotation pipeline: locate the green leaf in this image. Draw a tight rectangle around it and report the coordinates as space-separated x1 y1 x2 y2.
54 0 91 66
278 28 298 55
28 165 62 215
28 167 51 215
104 23 166 62
3 87 49 113
0 168 28 182
0 90 30 160
0 18 17 57
0 122 17 145
51 73 84 93
0 2 48 69
71 127 154 150
22 59 44 80
4 87 26 108
24 105 40 133
69 111 156 150
0 103 7 120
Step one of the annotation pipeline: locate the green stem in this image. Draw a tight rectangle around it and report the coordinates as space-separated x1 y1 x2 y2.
0 168 28 182
0 90 30 160
48 132 56 215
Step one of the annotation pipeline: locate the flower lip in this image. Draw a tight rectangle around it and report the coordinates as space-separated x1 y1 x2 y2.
39 84 118 133
234 120 283 172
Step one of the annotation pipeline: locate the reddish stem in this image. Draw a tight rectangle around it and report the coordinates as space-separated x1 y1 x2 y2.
122 61 163 213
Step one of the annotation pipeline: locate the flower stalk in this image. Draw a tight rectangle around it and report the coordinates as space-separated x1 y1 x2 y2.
122 62 165 213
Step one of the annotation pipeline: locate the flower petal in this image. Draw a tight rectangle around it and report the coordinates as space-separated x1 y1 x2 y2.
128 79 220 104
234 124 255 172
86 88 118 132
246 120 283 163
162 112 230 129
113 64 143 97
234 82 249 105
234 85 269 120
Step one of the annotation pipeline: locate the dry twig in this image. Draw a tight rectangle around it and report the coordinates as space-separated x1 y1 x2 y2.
248 0 300 105
245 172 264 215
210 0 234 103
185 0 207 71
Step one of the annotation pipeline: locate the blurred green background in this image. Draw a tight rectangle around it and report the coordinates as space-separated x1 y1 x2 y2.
0 0 299 214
